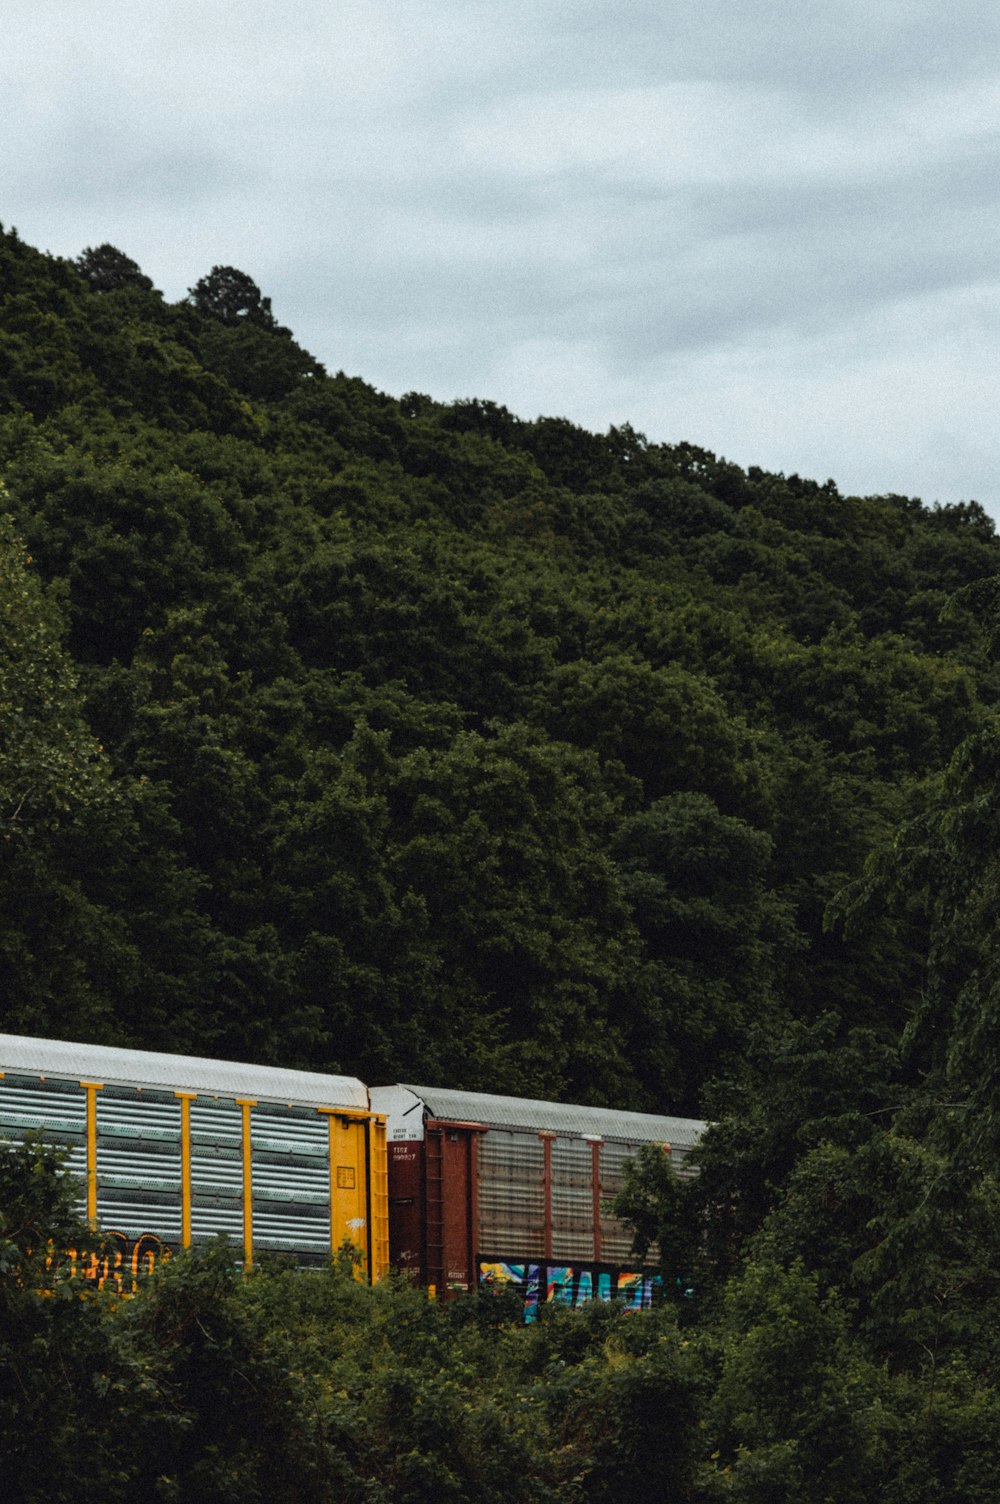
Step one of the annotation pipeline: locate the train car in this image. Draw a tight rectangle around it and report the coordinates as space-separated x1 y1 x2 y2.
370 1083 705 1313
0 1033 389 1282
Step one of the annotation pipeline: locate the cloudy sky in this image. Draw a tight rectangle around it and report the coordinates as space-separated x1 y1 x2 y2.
5 1 1000 513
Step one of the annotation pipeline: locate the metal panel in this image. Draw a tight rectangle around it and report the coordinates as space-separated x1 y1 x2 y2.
0 1075 88 1142
189 1099 244 1245
371 1084 426 1143
324 1113 369 1270
670 1141 698 1180
251 1107 330 1256
392 1082 705 1149
478 1129 546 1260
425 1126 478 1291
387 1139 425 1280
598 1139 649 1264
551 1136 598 1262
0 1075 88 1214
0 1033 368 1110
478 1130 655 1267
95 1086 183 1242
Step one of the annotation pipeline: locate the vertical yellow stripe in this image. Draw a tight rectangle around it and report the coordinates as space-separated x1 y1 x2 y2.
80 1082 103 1227
236 1099 255 1268
174 1092 195 1248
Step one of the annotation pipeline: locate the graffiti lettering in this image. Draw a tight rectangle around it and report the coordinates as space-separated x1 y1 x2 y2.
479 1260 662 1320
62 1231 171 1290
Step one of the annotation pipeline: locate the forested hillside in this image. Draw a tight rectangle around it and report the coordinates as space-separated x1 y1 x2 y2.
1 224 998 1114
9 224 1000 1497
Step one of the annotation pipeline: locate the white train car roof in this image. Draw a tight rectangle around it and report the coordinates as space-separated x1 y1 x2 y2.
371 1083 706 1150
0 1033 369 1111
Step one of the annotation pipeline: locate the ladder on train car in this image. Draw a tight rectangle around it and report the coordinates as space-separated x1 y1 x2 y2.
369 1117 390 1280
423 1127 444 1294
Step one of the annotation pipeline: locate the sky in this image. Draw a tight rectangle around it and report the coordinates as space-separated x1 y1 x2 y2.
4 0 1000 514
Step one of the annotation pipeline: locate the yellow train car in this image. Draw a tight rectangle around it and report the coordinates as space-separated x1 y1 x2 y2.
0 1033 389 1282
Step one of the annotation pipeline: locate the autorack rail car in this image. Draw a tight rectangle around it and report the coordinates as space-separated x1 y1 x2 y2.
0 1033 707 1311
0 1033 389 1281
370 1083 706 1312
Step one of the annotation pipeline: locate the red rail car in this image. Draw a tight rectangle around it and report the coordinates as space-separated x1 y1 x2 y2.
370 1084 705 1313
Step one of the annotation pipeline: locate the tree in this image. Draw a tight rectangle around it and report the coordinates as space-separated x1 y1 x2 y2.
703 1258 887 1503
0 511 109 837
187 266 288 335
535 654 756 808
0 1141 168 1503
610 793 795 1110
74 244 154 294
383 723 643 1100
853 717 1000 1151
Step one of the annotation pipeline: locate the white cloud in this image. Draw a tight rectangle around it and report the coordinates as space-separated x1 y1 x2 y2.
3 0 1000 513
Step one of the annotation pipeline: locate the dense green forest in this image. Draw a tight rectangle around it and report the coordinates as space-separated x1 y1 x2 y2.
5 223 1000 1498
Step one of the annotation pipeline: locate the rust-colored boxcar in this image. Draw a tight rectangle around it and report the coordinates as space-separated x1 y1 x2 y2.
370 1084 705 1311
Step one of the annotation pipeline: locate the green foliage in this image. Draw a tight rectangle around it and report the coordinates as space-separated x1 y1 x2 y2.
698 1253 1000 1504
187 264 288 334
0 1140 707 1504
0 510 110 834
0 1141 173 1504
535 654 755 806
846 714 1000 1150
3 215 999 1102
704 1258 882 1500
75 244 155 294
612 795 794 1109
7 219 1000 1492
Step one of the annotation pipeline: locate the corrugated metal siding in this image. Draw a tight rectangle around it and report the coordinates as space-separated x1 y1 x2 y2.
552 1136 599 1262
251 1107 330 1255
477 1128 664 1267
189 1099 244 1244
396 1083 705 1149
0 1033 368 1110
0 1074 88 1141
478 1130 546 1259
95 1087 182 1242
598 1139 646 1264
0 1040 391 1276
0 1075 88 1213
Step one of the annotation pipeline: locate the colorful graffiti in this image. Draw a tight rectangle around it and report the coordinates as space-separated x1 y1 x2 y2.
479 1260 662 1319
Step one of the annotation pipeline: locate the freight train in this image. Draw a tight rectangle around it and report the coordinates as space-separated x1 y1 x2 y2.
0 1033 704 1311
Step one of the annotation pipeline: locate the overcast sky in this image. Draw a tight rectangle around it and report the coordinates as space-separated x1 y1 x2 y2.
5 1 1000 514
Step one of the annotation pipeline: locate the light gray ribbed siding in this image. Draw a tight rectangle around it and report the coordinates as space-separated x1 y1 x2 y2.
188 1099 243 1244
0 1032 366 1262
598 1139 649 1264
96 1087 182 1242
0 1075 88 1214
251 1107 330 1255
476 1128 668 1266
